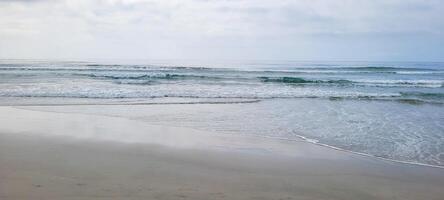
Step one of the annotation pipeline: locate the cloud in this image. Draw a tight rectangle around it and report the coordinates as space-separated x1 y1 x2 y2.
0 0 443 61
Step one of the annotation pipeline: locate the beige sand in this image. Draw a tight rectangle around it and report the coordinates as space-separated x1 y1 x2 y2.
1 106 444 200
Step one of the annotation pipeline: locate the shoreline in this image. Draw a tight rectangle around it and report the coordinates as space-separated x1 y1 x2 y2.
9 104 444 169
1 105 444 199
259 134 444 169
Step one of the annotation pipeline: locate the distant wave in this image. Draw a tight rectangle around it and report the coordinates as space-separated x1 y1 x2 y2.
400 92 444 100
78 72 444 88
85 64 123 67
258 76 443 88
1 64 441 71
1 66 443 89
0 65 220 72
82 73 222 82
2 65 444 79
1 63 443 104
353 79 444 88
262 66 444 75
0 91 405 101
338 66 428 71
258 76 353 84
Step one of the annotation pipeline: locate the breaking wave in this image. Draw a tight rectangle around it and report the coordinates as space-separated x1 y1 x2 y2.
258 76 443 88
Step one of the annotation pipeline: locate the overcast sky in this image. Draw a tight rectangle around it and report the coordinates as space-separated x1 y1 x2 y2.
0 0 443 61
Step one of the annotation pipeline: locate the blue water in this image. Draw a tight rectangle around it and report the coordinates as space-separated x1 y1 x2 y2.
0 60 443 166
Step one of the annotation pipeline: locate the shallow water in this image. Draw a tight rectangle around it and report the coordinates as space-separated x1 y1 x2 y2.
1 60 443 166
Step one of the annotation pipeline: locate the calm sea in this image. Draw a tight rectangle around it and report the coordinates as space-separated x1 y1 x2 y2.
1 60 443 166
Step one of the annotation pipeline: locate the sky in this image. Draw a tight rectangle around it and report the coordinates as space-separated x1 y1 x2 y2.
0 0 443 61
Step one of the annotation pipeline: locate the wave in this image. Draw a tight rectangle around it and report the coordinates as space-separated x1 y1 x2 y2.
258 76 353 84
400 92 444 100
80 73 444 88
3 94 443 106
85 64 123 67
2 65 442 88
395 71 442 75
2 65 444 79
261 66 444 75
261 70 444 75
362 92 444 105
2 88 443 105
0 91 402 100
258 76 444 88
113 79 156 85
0 65 221 72
91 73 442 89
338 66 428 71
83 73 218 81
354 79 444 88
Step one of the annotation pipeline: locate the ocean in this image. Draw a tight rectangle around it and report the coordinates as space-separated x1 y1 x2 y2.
0 60 443 166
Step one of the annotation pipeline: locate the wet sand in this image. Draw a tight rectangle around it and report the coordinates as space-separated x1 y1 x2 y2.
1 106 444 200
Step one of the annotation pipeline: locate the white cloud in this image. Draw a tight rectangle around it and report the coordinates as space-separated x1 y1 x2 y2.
0 0 443 61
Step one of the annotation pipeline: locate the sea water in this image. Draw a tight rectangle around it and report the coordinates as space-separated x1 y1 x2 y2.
0 60 443 166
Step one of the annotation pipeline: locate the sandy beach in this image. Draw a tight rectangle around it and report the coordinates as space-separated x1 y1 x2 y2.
0 106 443 200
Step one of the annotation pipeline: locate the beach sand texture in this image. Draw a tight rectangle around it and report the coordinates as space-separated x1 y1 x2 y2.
1 106 444 200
